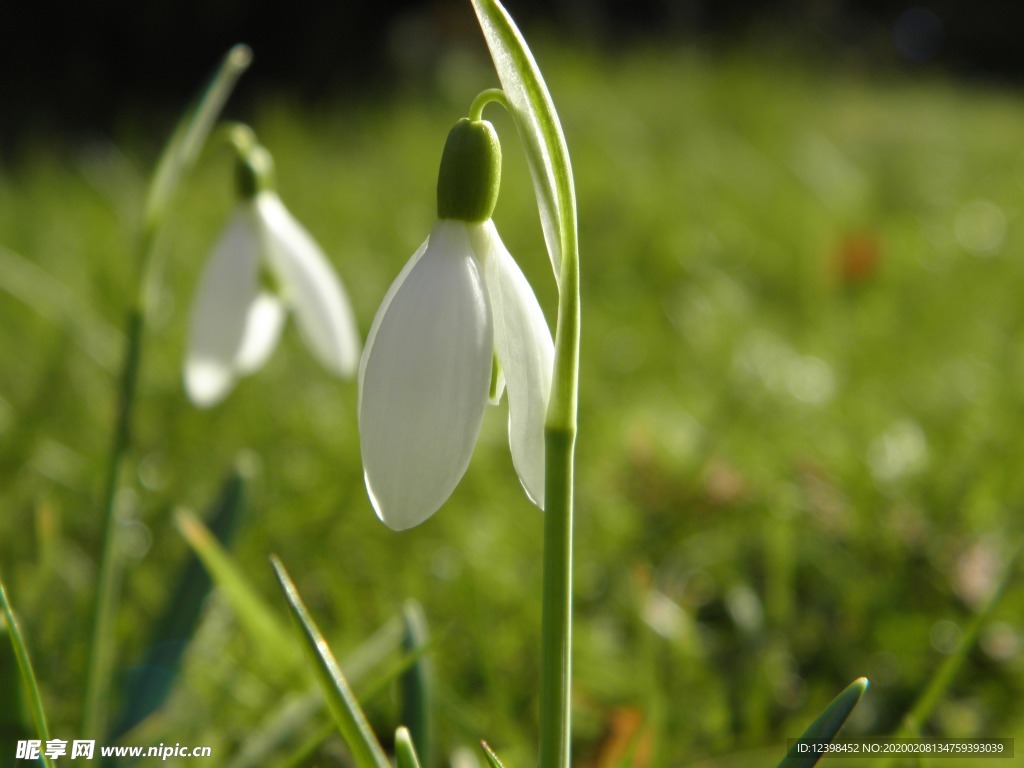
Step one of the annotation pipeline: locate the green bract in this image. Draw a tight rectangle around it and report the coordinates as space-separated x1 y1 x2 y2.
236 144 276 199
436 118 502 222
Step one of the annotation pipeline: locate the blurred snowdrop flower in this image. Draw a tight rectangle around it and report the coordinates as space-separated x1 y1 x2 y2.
359 118 553 530
185 142 360 407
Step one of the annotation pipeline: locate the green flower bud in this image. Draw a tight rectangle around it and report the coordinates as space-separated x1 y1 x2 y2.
236 144 276 199
436 118 502 222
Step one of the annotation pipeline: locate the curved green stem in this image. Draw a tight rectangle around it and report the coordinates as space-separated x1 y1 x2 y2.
469 88 510 122
215 121 259 156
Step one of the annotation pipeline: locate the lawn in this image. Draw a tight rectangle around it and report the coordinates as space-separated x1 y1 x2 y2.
1 36 1022 767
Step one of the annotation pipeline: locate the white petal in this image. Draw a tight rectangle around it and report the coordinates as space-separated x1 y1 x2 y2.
474 221 553 508
359 220 493 530
184 205 262 408
358 235 430 392
256 192 361 377
234 292 286 374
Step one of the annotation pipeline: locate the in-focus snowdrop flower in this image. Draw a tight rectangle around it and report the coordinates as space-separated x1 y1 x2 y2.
185 143 360 407
359 117 554 530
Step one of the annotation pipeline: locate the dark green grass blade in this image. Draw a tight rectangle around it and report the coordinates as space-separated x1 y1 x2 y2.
270 556 390 768
776 677 869 768
109 466 246 739
400 600 431 768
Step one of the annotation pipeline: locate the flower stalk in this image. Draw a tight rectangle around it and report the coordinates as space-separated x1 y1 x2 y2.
538 160 579 768
81 45 251 739
468 3 580 766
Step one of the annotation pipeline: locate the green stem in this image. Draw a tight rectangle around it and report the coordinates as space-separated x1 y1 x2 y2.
539 426 576 768
540 103 581 768
81 306 144 739
469 89 509 122
467 4 580 763
79 45 250 739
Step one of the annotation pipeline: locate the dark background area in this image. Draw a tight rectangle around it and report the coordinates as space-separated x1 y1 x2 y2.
2 0 1023 146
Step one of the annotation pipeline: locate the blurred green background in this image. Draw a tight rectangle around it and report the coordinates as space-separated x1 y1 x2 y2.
2 2 1024 766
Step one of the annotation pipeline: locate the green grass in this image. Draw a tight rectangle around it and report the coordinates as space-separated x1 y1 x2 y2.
1 39 1023 766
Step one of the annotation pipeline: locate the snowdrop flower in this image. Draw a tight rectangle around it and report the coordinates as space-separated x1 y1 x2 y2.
359 117 554 530
184 143 360 407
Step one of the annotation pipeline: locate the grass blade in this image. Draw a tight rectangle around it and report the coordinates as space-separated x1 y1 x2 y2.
873 546 1021 768
400 600 431 767
481 741 508 768
776 677 868 768
270 556 391 768
900 547 1019 737
1 579 55 768
110 467 247 739
175 510 298 672
143 44 252 237
396 726 423 768
270 718 336 768
229 615 406 768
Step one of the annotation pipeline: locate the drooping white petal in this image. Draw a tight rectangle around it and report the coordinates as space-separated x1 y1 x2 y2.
359 220 493 530
358 236 430 392
234 292 286 374
256 192 361 377
184 204 263 408
473 220 554 508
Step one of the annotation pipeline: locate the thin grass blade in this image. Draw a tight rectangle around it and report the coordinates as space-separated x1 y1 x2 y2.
228 615 406 768
900 547 1019 736
400 600 431 767
1 579 55 768
1 620 29 761
396 726 423 768
776 677 868 768
270 556 390 768
175 510 298 672
481 741 507 768
143 44 252 235
872 546 1021 768
270 718 336 768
